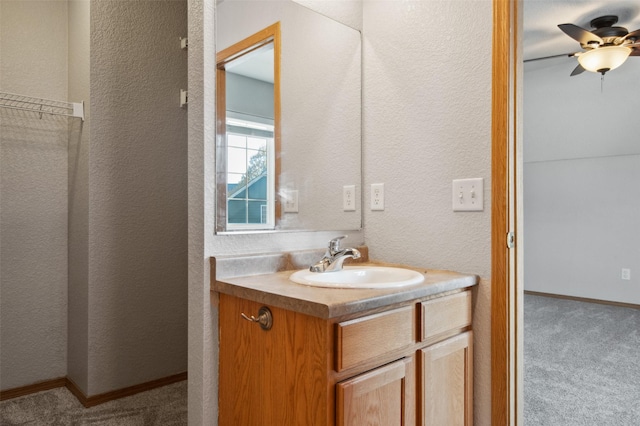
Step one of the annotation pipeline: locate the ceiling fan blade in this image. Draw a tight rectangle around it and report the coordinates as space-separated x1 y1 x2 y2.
622 29 640 42
523 52 578 63
625 42 640 55
558 23 604 45
570 63 586 76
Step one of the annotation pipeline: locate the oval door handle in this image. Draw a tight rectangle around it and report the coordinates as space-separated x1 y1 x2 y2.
241 306 273 330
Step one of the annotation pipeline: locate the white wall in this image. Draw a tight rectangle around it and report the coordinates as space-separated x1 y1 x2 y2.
362 1 493 424
293 0 362 31
188 0 364 424
189 1 493 425
524 57 640 304
226 73 274 119
0 0 69 391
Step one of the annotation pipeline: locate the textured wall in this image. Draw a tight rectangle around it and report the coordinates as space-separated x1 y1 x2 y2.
187 0 215 422
88 0 188 396
524 59 640 304
67 0 91 393
362 1 493 424
0 1 69 390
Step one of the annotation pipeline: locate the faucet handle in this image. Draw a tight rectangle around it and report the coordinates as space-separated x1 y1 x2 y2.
328 235 348 254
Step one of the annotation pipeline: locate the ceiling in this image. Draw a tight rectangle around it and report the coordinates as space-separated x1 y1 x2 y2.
226 45 274 84
524 0 640 61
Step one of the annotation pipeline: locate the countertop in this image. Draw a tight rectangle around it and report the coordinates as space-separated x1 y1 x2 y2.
212 257 478 319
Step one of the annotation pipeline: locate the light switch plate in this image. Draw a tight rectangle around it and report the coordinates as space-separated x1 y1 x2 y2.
452 178 484 212
283 190 299 213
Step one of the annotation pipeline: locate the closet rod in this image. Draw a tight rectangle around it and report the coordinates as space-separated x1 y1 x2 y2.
0 91 84 121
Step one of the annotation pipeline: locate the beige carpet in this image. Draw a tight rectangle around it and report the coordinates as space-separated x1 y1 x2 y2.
0 381 187 425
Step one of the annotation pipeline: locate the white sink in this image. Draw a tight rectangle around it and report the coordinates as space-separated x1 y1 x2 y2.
289 266 425 289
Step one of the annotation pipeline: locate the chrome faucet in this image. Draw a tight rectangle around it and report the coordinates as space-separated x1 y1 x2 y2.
309 236 361 273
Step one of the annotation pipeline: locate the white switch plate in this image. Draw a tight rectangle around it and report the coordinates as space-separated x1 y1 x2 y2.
283 190 299 213
452 178 484 212
371 183 384 211
343 185 356 211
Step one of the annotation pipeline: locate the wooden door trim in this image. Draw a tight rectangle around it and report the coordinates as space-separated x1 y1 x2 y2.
492 0 519 424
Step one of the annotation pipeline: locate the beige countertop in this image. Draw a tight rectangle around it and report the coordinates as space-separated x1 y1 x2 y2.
212 259 478 319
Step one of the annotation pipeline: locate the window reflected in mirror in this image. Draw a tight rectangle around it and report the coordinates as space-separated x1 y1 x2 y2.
226 119 275 228
216 23 280 232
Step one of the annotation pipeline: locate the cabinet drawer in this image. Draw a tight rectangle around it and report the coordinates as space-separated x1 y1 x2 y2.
420 291 471 342
336 306 414 372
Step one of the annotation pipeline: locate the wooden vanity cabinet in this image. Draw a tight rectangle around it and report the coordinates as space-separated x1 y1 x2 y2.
418 291 473 425
419 332 473 426
218 289 473 426
336 356 414 426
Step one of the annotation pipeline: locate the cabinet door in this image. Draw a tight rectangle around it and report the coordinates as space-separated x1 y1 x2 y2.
218 294 329 426
336 357 414 426
419 331 473 426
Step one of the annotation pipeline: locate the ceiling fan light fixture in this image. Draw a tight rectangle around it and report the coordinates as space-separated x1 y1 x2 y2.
577 45 632 74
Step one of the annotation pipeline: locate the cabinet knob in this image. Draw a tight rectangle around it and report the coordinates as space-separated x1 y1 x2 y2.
241 306 273 330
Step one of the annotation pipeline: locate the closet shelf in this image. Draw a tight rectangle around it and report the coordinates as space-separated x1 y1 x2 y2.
0 91 84 121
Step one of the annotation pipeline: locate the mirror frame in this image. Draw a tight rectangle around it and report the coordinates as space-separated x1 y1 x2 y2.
215 22 281 233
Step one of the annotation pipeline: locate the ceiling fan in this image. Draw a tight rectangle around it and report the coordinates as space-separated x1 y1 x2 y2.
558 15 640 76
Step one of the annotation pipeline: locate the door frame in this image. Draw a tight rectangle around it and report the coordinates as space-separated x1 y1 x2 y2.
492 0 522 424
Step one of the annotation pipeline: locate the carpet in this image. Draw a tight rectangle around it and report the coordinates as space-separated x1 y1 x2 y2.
524 294 640 425
0 380 187 425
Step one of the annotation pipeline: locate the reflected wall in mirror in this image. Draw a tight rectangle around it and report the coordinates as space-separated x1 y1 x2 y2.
216 0 362 233
216 23 281 232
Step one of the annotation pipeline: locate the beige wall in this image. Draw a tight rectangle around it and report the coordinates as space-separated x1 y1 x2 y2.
1 0 189 397
85 0 188 396
1 0 69 391
67 0 91 393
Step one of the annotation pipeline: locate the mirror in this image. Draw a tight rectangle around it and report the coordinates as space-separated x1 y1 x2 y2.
216 0 362 233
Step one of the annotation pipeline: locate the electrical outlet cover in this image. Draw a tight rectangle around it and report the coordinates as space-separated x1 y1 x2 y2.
284 190 299 213
621 268 631 280
343 185 356 211
371 183 384 211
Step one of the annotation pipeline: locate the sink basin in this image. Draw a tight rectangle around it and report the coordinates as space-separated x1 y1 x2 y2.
289 266 425 289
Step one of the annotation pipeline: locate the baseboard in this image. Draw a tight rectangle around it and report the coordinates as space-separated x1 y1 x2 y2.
525 290 640 310
1 372 187 408
0 377 67 401
67 372 188 408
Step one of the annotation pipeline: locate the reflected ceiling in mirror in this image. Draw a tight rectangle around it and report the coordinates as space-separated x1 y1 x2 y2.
216 0 362 233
